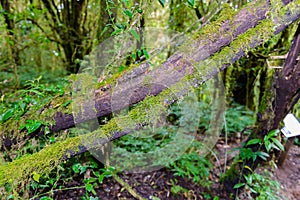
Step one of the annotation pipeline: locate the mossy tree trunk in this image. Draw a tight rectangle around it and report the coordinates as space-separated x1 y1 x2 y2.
222 22 300 195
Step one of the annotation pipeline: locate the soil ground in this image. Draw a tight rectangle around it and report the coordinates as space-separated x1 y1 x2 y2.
274 144 300 200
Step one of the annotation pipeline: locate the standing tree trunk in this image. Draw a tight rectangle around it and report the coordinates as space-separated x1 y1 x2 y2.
0 0 21 86
223 22 300 195
40 0 89 73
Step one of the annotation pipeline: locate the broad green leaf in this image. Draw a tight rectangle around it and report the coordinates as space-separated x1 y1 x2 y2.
118 65 126 72
131 52 137 61
32 172 41 182
233 183 245 189
1 109 14 122
268 129 279 137
246 138 262 146
129 29 140 41
264 140 271 152
123 9 133 18
158 0 165 7
137 49 142 57
187 0 195 7
85 183 96 195
72 163 81 173
98 174 105 183
256 151 269 160
271 138 284 151
85 183 94 192
25 120 42 134
143 49 149 59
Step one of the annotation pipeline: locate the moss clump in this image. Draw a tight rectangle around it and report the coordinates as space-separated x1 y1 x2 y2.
0 136 81 187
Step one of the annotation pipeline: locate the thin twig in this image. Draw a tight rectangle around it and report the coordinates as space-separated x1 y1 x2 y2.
112 173 147 200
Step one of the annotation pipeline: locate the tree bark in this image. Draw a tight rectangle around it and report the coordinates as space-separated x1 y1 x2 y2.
45 0 300 135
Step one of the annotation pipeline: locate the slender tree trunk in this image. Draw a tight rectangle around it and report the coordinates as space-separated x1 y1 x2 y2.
0 0 21 86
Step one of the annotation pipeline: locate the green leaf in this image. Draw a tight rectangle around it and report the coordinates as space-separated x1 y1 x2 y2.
246 138 262 146
32 172 41 183
44 126 50 134
40 197 53 200
158 0 165 7
256 151 269 160
25 120 42 134
1 109 14 122
143 49 149 59
187 0 195 7
85 183 96 195
267 129 279 138
123 9 133 18
111 29 123 36
85 183 93 192
233 183 245 189
62 100 71 107
98 174 105 184
264 140 271 152
137 49 142 57
129 29 140 41
131 52 137 61
271 138 284 151
72 163 81 173
29 89 44 96
118 65 126 72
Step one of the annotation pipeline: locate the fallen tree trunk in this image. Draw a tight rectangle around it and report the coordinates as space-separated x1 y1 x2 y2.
2 0 300 150
1 0 300 193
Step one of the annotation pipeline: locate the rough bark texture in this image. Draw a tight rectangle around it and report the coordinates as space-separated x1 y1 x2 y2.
46 0 300 134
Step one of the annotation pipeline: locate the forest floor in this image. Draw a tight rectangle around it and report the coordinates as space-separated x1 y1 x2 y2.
274 144 300 200
36 140 300 200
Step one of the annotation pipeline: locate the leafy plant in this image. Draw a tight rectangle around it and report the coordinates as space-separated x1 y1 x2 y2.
246 129 284 153
238 147 269 162
0 76 67 124
168 143 213 188
234 171 283 200
225 104 255 134
170 180 188 196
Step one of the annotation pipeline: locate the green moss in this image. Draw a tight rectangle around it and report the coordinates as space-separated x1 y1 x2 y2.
0 136 81 186
191 3 237 40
